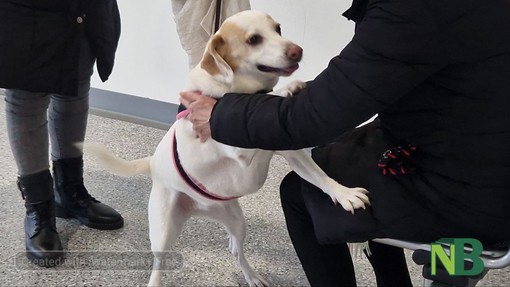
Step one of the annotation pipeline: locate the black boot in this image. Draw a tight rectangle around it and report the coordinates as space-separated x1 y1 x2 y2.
53 157 124 230
18 170 64 267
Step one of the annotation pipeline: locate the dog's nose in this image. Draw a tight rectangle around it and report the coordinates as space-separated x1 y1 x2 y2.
286 44 303 62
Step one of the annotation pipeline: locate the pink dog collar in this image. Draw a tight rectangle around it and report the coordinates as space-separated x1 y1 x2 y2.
171 130 239 201
176 109 190 120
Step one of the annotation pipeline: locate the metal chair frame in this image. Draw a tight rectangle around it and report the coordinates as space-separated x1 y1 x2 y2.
373 238 510 287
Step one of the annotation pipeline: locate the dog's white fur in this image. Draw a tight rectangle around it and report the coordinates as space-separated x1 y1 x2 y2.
86 11 369 287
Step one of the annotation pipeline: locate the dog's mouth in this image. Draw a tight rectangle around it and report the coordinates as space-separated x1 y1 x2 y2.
257 63 299 76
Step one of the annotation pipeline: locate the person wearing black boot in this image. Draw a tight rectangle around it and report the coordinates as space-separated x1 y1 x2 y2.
0 1 124 266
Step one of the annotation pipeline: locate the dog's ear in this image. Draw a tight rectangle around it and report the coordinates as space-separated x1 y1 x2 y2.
201 34 234 84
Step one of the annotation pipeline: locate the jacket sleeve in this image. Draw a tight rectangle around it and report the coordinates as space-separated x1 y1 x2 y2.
83 0 121 82
8 0 78 12
210 0 446 150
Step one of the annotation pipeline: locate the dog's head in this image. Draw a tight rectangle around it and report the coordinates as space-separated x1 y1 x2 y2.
200 10 303 93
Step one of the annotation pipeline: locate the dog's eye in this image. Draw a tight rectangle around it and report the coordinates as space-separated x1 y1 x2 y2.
275 25 281 35
246 34 263 46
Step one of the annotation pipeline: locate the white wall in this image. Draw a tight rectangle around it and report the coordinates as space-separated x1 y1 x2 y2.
91 0 355 104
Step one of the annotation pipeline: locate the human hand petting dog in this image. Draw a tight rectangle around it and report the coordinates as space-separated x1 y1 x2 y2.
180 91 217 142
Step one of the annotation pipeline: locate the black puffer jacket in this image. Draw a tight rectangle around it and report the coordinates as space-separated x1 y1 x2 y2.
210 0 510 242
0 0 120 97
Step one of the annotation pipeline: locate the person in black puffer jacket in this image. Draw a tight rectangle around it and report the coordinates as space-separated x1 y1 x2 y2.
0 0 123 266
181 0 510 286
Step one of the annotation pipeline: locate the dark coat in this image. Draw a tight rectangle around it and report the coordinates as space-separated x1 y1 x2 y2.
209 0 510 243
0 0 120 97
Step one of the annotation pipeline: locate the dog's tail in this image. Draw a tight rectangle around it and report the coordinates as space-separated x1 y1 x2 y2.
78 142 151 177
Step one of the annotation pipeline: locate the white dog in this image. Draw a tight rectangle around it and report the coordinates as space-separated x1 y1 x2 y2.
86 10 369 287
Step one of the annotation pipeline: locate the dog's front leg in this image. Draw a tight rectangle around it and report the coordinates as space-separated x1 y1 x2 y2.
277 150 370 213
273 80 306 97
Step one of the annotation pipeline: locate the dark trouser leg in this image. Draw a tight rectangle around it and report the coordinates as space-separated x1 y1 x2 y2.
5 90 51 175
280 172 413 287
366 241 413 287
280 172 356 287
48 87 89 160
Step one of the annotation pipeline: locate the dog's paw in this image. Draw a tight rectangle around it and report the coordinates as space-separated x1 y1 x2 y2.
246 273 270 287
275 80 306 97
326 186 370 214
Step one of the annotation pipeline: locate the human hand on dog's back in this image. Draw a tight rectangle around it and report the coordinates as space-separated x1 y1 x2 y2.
180 91 216 142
